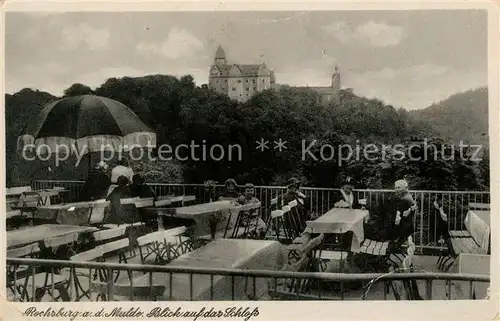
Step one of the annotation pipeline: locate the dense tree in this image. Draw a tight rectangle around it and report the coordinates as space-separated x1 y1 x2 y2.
5 76 489 192
63 83 94 97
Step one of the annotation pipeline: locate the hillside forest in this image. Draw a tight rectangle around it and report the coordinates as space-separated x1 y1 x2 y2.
5 74 490 191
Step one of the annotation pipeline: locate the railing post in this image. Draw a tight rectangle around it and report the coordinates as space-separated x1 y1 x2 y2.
425 279 433 300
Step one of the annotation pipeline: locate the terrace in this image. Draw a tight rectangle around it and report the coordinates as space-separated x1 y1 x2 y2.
5 180 491 302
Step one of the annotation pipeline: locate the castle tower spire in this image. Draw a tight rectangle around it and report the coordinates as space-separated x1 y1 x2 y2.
332 65 341 105
214 45 226 65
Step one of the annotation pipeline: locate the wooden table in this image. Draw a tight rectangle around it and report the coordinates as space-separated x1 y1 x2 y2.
37 200 110 225
305 208 369 252
7 224 97 249
153 201 261 237
129 239 286 300
449 253 490 299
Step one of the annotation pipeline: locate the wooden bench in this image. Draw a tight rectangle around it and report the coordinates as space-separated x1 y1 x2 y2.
440 211 489 271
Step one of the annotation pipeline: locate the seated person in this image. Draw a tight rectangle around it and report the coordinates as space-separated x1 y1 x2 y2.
364 179 417 244
111 158 134 184
238 183 266 237
130 174 156 199
279 177 310 229
334 177 361 209
218 178 239 200
104 175 134 225
79 161 111 201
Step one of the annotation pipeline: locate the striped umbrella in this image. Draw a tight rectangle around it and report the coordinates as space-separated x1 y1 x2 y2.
17 94 156 159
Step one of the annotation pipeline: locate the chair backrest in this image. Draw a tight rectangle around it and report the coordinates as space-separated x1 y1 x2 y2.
154 199 172 207
7 243 40 258
95 238 131 256
43 232 79 248
164 226 187 237
88 201 110 224
271 210 284 219
120 197 140 205
468 202 490 210
466 211 490 254
93 227 127 242
70 248 104 262
18 191 41 207
137 231 165 246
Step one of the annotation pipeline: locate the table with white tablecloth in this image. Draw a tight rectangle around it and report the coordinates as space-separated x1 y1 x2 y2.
305 208 369 252
153 200 260 237
130 239 286 300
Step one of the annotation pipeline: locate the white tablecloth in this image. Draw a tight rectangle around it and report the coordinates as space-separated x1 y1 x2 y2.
156 201 260 237
132 239 286 300
305 208 368 252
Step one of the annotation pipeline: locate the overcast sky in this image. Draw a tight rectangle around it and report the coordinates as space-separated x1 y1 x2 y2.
6 10 487 109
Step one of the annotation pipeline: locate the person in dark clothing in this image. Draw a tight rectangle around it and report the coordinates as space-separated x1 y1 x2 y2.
104 175 134 225
218 178 239 200
130 174 155 199
364 179 417 242
334 177 361 209
79 161 111 201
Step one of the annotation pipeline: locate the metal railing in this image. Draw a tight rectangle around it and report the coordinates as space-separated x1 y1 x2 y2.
30 180 490 251
6 258 490 302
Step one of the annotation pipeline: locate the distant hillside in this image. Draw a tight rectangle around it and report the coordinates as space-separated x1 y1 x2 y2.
410 87 488 146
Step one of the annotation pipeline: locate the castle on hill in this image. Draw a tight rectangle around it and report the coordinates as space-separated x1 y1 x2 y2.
208 45 341 105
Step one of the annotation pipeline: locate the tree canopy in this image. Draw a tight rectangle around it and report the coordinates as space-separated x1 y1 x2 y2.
5 76 489 191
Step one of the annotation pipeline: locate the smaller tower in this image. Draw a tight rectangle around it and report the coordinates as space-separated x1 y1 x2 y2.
214 46 227 65
331 65 341 105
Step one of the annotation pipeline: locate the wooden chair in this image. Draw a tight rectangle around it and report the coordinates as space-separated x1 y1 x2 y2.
93 226 128 245
11 191 42 224
136 228 187 266
438 210 490 271
68 247 106 301
88 200 110 227
8 243 70 302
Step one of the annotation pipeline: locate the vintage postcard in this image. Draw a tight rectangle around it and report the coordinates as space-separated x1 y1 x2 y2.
1 0 498 320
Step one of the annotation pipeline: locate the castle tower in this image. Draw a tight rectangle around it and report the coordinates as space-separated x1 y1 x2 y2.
214 46 227 65
331 65 341 105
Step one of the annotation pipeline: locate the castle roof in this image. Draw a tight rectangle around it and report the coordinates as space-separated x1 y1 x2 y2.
215 46 226 59
211 63 271 77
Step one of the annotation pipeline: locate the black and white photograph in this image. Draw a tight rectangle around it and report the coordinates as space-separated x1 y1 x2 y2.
2 2 497 317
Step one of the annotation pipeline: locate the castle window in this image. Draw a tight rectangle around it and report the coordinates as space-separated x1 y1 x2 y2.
246 88 249 91
232 87 236 91
225 80 228 83
237 80 242 83
253 79 256 83
253 87 257 91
